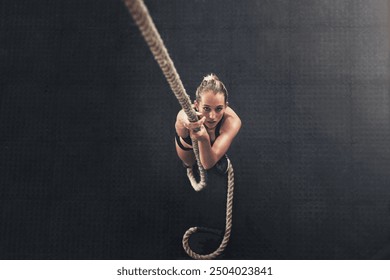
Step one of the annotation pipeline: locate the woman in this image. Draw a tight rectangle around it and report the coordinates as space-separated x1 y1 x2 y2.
175 74 241 173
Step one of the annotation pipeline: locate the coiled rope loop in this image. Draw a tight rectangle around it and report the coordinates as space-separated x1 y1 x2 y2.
124 0 235 259
182 158 235 259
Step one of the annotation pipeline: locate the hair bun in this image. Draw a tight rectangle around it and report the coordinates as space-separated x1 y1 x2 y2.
203 73 219 82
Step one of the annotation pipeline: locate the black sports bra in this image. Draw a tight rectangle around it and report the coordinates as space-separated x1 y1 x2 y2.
208 116 224 145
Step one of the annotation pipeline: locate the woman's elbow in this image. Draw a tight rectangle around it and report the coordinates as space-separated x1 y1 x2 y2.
201 160 218 170
203 163 214 170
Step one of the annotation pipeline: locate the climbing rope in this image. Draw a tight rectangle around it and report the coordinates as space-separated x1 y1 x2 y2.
123 0 235 260
123 0 206 191
183 158 235 259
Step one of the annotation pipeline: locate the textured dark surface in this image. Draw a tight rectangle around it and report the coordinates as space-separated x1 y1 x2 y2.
1 0 390 259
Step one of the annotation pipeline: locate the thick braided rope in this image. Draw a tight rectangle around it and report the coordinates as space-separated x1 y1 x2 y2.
182 158 235 260
123 0 235 260
123 0 206 191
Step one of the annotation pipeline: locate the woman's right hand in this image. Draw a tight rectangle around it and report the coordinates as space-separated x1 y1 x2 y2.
184 112 206 131
179 110 206 132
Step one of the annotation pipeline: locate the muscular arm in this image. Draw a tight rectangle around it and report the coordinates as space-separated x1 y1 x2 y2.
175 109 190 138
196 107 241 169
174 108 206 167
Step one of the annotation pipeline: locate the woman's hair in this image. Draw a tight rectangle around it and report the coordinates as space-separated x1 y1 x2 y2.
195 73 228 103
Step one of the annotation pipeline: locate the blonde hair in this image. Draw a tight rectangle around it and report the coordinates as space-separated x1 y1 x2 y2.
195 74 228 103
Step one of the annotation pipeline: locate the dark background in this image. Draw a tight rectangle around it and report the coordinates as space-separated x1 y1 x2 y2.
1 0 390 259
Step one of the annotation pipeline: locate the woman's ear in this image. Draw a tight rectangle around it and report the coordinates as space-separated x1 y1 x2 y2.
226 101 229 107
194 100 199 110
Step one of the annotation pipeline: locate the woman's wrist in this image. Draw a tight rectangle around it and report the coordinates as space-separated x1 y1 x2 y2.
196 129 210 142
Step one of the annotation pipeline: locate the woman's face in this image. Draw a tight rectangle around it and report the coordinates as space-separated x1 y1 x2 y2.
196 90 227 129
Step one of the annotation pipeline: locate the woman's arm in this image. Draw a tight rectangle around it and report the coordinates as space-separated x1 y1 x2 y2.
192 107 241 169
174 109 206 167
175 109 190 138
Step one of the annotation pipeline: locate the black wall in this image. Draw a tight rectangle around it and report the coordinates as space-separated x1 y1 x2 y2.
1 0 390 259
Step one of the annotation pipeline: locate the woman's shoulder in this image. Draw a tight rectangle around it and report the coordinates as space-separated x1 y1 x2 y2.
224 106 241 122
222 106 241 132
